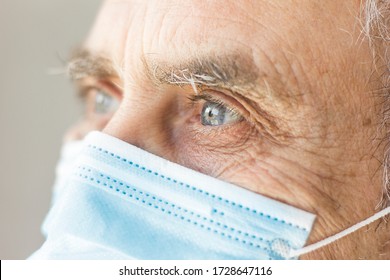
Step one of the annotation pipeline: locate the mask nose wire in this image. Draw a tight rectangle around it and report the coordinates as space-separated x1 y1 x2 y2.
288 206 390 258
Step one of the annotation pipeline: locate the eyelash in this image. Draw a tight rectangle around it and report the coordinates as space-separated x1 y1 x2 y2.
188 92 242 119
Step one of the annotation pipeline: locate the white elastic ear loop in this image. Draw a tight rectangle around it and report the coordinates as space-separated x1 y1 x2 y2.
289 206 390 258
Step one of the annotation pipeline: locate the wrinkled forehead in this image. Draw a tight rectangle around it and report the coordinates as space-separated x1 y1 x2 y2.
85 0 359 70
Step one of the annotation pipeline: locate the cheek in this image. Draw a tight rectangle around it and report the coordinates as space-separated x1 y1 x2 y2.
172 119 261 177
64 117 110 142
224 156 296 202
178 140 327 215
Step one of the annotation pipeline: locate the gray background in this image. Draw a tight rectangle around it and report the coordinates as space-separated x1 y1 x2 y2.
0 0 103 259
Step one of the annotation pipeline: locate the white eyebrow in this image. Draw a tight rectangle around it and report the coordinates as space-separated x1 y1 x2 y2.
146 54 262 95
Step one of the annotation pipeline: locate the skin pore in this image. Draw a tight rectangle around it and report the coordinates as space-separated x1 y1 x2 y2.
66 0 390 259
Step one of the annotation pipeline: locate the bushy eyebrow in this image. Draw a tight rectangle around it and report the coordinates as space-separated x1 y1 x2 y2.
67 49 118 80
143 53 262 95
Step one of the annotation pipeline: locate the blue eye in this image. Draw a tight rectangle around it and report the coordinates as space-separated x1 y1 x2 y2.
201 101 242 126
94 90 119 114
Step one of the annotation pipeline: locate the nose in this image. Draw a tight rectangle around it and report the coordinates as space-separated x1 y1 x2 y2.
102 90 177 159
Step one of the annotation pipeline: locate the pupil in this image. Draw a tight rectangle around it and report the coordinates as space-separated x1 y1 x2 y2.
209 107 218 117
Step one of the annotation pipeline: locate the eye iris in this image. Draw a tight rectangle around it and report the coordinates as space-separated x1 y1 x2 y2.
201 101 227 126
95 90 114 114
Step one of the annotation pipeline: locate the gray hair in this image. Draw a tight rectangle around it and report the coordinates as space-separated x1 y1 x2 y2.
364 0 390 209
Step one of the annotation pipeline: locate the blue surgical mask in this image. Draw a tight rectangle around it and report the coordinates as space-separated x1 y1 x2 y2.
29 131 390 260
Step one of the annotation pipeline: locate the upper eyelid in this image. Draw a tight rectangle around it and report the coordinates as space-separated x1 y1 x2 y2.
190 89 248 117
76 79 122 100
75 84 93 100
189 93 232 110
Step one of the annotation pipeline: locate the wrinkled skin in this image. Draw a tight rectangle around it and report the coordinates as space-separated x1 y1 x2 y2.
66 0 390 259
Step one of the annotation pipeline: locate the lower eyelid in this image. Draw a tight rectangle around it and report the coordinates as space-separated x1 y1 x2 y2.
190 115 246 134
184 120 257 152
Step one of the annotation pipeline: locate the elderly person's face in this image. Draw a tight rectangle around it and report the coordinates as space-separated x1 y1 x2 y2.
67 0 390 259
